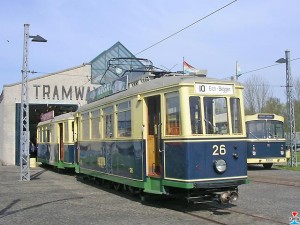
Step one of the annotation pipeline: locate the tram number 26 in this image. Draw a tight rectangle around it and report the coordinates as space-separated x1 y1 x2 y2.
212 144 226 155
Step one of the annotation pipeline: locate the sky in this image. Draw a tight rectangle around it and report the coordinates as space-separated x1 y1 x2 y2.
1 0 300 102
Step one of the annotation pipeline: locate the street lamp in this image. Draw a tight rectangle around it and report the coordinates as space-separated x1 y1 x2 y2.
20 24 47 181
276 50 297 167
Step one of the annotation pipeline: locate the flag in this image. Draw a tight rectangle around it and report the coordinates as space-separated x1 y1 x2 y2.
183 60 207 75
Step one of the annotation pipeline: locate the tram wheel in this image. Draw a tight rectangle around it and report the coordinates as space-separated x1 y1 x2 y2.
263 163 273 169
127 186 139 196
113 182 123 192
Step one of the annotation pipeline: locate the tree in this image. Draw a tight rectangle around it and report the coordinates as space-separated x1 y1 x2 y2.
243 74 273 115
292 77 300 131
261 97 284 115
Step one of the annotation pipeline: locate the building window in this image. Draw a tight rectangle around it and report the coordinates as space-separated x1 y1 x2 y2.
117 101 131 137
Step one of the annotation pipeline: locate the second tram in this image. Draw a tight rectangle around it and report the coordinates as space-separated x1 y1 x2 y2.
245 113 289 169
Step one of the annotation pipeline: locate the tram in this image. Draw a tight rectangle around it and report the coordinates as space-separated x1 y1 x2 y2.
37 112 78 170
37 71 248 203
245 113 289 169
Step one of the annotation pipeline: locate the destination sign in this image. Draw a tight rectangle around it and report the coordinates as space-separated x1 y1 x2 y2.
40 110 54 122
195 84 234 95
257 114 275 119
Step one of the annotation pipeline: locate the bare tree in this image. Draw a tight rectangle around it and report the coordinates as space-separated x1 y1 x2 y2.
292 77 300 131
294 77 300 101
243 74 273 114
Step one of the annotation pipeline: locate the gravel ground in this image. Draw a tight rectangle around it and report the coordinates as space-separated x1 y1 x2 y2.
0 164 299 225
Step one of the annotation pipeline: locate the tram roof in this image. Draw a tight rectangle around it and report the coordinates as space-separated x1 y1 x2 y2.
37 112 75 126
78 74 243 113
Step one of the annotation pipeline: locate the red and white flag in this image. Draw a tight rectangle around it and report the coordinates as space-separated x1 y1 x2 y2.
183 60 206 75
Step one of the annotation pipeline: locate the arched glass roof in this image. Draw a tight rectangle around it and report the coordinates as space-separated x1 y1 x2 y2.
90 42 148 84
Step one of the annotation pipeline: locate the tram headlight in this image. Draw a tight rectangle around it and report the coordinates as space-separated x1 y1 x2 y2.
214 159 227 174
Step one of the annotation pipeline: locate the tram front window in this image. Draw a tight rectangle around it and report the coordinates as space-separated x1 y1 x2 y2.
204 97 228 134
189 96 202 134
230 98 242 134
189 97 242 135
247 121 265 138
247 120 284 139
267 121 284 138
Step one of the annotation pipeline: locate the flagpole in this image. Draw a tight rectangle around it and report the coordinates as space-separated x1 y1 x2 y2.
235 60 238 80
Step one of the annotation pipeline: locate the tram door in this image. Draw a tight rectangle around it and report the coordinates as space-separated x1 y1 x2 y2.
146 95 162 177
59 123 64 161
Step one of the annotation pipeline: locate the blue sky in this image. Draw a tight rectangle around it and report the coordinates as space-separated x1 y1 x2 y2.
1 0 300 102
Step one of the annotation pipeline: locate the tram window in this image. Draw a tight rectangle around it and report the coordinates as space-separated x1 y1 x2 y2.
50 125 55 143
46 128 50 142
104 106 114 138
81 112 90 140
268 121 284 138
189 96 202 134
64 122 69 142
275 122 284 138
38 128 42 142
91 110 101 139
72 122 75 141
204 97 228 134
230 98 242 134
166 92 180 135
247 121 265 138
117 101 131 137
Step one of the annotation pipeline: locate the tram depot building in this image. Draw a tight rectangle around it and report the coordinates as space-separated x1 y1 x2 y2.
0 42 140 165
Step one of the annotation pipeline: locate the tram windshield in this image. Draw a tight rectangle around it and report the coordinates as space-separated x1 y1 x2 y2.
189 96 242 135
246 120 284 139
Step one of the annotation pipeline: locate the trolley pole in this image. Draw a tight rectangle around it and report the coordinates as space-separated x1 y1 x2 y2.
20 24 47 181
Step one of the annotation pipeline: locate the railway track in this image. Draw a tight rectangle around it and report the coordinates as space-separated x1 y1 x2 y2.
142 197 287 225
248 175 300 187
77 171 294 224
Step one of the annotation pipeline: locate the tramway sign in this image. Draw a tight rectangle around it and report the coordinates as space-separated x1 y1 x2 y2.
195 83 234 95
86 76 128 103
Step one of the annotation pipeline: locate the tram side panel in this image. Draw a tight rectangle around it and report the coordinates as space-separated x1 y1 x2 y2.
165 140 247 181
78 140 144 180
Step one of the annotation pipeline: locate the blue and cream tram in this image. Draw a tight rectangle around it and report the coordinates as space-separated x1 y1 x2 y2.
74 73 248 203
37 112 78 170
245 113 288 169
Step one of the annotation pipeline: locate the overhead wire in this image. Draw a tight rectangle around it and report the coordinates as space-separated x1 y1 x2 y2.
135 0 238 56
36 1 239 106
223 57 300 80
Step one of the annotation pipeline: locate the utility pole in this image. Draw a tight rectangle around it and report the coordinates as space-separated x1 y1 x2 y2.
285 50 297 167
276 50 297 167
20 24 30 181
20 24 47 181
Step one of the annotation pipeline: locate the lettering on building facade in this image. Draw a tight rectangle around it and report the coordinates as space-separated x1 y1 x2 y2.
33 84 95 101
